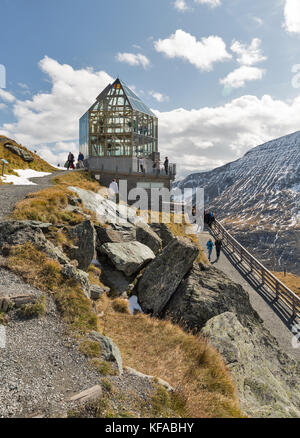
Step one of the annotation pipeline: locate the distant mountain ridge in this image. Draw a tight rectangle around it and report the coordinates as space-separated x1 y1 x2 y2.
174 131 300 275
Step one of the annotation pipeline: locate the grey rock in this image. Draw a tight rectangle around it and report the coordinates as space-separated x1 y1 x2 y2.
0 297 11 312
10 294 37 309
138 236 199 316
0 221 69 265
99 262 131 296
4 143 34 162
201 312 300 418
67 196 82 207
61 264 91 298
149 223 175 248
99 241 155 277
89 331 123 375
136 223 162 255
65 220 96 271
90 284 110 301
125 366 174 392
68 385 102 403
95 222 136 249
165 263 260 329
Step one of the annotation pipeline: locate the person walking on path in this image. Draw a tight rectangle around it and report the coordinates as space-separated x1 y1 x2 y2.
67 152 75 170
215 238 223 261
140 155 145 173
164 157 169 175
206 239 214 262
208 211 216 228
77 152 84 168
109 178 119 202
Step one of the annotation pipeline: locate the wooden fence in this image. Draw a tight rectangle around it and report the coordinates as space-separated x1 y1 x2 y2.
211 219 300 319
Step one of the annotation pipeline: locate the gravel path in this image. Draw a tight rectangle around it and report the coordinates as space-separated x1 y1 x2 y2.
0 270 102 418
196 228 300 362
0 171 64 221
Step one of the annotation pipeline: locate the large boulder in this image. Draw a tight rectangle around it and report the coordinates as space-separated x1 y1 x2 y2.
95 222 136 249
99 262 131 296
149 223 175 248
137 237 199 316
99 241 155 277
4 143 34 162
201 312 300 418
89 331 123 375
165 263 260 329
65 220 95 271
135 223 162 255
0 221 69 265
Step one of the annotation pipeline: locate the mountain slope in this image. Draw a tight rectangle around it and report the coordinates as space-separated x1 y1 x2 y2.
175 131 300 275
0 135 55 178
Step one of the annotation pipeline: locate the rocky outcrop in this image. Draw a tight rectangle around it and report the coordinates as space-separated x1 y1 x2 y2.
138 237 199 315
0 221 69 265
4 143 34 162
99 241 155 277
90 284 110 301
201 312 300 418
165 263 261 329
135 223 162 255
95 223 136 248
65 220 95 271
149 223 175 248
89 331 123 375
61 264 91 299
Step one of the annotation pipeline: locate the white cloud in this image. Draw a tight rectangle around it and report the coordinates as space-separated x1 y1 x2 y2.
174 0 189 12
38 141 79 166
284 0 300 33
1 56 112 145
194 0 221 7
154 29 231 71
149 91 169 102
2 57 300 177
253 16 263 26
0 103 6 110
220 66 265 89
155 93 300 176
116 52 150 69
220 38 266 89
0 89 16 103
231 38 266 66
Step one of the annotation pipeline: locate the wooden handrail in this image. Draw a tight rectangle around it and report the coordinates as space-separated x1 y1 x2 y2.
211 219 300 319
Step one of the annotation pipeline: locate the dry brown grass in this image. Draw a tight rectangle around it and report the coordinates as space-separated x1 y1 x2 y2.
87 265 106 288
0 136 55 183
112 298 130 314
11 171 101 226
96 298 243 418
3 242 97 332
52 171 101 192
273 271 300 298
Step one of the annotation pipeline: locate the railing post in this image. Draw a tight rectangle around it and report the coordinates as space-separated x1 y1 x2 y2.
292 297 296 318
261 268 265 284
275 281 279 299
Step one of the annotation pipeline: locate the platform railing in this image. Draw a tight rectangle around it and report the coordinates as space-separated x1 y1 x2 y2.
211 219 300 319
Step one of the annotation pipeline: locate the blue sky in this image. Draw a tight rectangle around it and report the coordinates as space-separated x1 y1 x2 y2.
1 0 300 177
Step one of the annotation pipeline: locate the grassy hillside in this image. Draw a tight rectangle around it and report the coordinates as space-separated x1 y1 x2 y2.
0 135 56 179
6 171 243 418
273 271 300 298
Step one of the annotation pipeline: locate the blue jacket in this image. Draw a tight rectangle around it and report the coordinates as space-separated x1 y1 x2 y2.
207 241 214 250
